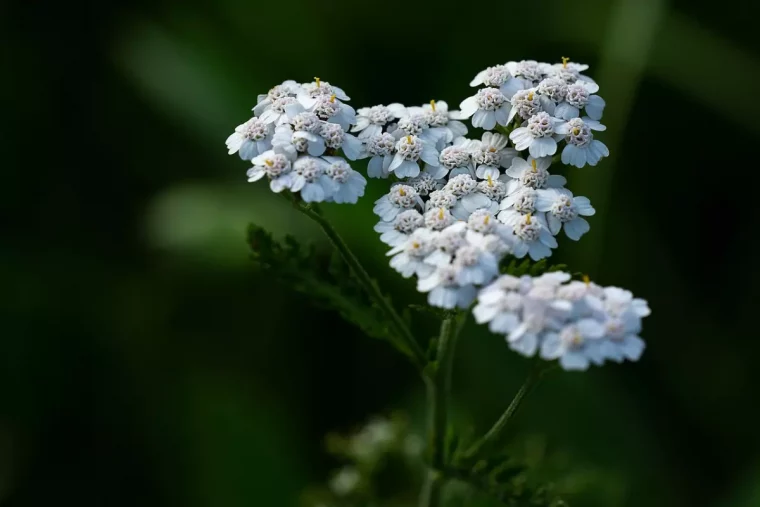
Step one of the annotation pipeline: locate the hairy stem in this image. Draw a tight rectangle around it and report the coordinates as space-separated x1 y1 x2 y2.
294 201 427 371
462 363 549 460
420 312 466 507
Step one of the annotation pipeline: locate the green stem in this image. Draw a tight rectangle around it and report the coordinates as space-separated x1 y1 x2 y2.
294 200 427 371
419 312 465 507
462 363 549 460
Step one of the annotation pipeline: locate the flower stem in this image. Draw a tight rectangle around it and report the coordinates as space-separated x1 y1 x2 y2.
419 312 466 507
461 362 550 460
294 200 428 371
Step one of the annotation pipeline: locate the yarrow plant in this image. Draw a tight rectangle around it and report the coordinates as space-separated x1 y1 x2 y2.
230 61 649 507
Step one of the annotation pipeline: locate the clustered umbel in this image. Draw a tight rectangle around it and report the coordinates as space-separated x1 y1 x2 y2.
225 78 367 204
473 273 651 371
227 60 650 370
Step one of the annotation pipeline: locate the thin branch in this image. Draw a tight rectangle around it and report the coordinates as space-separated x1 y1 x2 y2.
293 199 428 372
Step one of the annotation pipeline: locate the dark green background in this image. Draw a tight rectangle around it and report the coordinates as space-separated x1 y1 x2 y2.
2 0 759 505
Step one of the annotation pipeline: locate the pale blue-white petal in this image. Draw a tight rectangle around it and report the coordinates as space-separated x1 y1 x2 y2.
564 217 590 240
528 137 557 158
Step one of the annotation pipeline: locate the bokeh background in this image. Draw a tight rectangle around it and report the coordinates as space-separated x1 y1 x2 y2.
3 0 760 505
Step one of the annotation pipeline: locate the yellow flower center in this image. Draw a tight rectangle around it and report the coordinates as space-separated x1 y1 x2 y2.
430 99 436 111
406 135 412 144
264 159 274 167
398 187 407 196
438 208 444 220
329 94 336 103
527 91 534 101
484 215 490 224
561 56 570 69
486 174 494 187
314 77 321 88
412 241 420 249
526 213 532 224
583 274 590 286
488 147 497 152
572 127 581 136
531 159 537 173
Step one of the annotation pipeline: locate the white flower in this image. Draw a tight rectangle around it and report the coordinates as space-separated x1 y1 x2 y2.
319 123 365 160
450 190 498 221
476 175 508 202
389 135 439 178
365 133 397 178
374 209 424 246
507 88 542 124
554 81 605 120
555 278 605 318
408 172 443 196
272 124 326 157
373 184 423 221
548 60 598 91
540 319 606 370
424 222 467 267
290 156 334 202
322 156 367 204
427 189 458 210
225 117 273 160
587 287 650 363
499 186 538 216
260 96 302 125
393 113 447 147
311 94 357 131
253 80 301 116
417 264 477 309
504 156 566 190
387 228 437 278
506 299 556 357
469 64 527 99
452 244 499 285
457 88 510 130
500 212 557 260
297 78 350 107
424 207 456 230
473 282 524 334
247 149 295 193
506 60 549 84
509 112 566 158
468 132 518 179
353 103 406 139
535 188 595 240
290 111 323 133
536 77 569 104
428 142 473 180
417 100 469 144
599 311 646 363
555 117 609 167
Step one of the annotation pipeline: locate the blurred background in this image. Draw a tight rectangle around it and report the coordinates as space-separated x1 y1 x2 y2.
2 0 759 505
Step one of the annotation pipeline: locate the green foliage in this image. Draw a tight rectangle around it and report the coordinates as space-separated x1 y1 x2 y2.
247 224 398 347
442 455 568 507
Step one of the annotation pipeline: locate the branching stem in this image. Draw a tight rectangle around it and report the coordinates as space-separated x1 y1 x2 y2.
293 200 428 372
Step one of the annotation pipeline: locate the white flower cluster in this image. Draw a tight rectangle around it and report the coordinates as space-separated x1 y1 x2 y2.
225 78 367 204
368 59 611 310
473 272 650 370
456 58 609 168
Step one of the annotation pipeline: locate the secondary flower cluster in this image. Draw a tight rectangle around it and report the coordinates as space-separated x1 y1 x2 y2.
225 78 367 204
473 272 650 370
